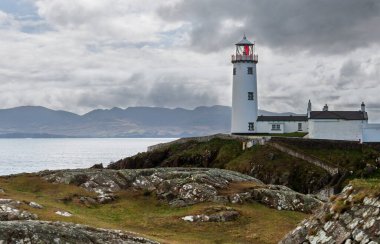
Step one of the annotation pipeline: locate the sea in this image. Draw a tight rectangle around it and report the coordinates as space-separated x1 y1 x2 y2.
0 138 176 176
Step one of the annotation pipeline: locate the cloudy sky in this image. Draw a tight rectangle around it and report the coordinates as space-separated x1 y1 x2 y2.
0 0 380 121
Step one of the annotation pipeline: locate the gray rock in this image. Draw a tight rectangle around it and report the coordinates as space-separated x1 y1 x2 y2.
55 211 72 217
182 207 240 222
38 168 321 212
0 221 158 244
252 186 322 213
280 185 380 244
29 201 43 209
0 199 37 221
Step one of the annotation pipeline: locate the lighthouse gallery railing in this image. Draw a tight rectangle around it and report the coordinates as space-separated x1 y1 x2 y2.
231 54 258 62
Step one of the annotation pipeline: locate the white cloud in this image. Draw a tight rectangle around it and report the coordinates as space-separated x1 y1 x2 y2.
0 0 379 123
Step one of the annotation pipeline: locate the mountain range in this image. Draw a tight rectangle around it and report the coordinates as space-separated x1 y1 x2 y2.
0 106 297 138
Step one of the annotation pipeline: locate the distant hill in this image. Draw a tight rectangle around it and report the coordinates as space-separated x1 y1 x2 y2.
0 106 299 138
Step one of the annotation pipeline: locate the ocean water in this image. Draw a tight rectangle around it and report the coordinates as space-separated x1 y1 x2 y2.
0 138 176 176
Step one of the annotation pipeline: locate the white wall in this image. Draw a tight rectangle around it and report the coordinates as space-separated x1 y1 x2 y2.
231 61 258 134
284 121 308 133
363 124 380 142
256 121 308 134
308 119 365 141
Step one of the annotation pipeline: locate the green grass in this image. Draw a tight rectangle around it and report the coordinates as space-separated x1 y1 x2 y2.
350 177 380 197
274 140 380 171
225 145 330 193
0 174 307 244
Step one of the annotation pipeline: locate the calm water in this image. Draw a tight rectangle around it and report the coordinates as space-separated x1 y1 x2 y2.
0 138 176 176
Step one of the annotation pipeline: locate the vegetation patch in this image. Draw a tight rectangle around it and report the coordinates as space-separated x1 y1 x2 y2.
272 138 380 173
350 178 380 197
225 145 331 193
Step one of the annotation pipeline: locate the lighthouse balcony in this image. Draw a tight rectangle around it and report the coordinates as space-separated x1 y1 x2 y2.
231 54 258 63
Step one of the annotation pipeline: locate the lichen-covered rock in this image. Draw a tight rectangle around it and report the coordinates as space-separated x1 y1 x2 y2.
0 221 158 244
182 207 240 222
29 201 43 209
38 168 321 213
55 210 72 217
0 199 37 221
280 185 380 244
251 185 322 213
39 168 262 207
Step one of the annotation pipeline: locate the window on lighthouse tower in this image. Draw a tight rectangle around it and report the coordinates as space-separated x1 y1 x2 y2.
247 67 253 75
248 92 254 100
248 122 255 131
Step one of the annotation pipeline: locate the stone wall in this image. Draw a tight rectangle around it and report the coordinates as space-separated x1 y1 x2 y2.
268 142 339 176
271 137 365 150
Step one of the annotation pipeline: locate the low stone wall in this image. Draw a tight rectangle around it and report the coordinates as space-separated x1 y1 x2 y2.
271 137 364 150
268 142 339 176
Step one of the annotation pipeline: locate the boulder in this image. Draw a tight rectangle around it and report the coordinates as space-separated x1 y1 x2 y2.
0 221 158 244
29 201 43 209
0 199 37 221
182 207 240 222
55 211 72 217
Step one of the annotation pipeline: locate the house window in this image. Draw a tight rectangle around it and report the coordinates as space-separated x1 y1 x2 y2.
298 123 302 131
271 124 281 131
233 68 236 75
248 92 254 100
247 67 253 75
248 122 255 131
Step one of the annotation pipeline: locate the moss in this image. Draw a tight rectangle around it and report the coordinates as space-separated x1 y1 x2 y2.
331 199 351 214
350 178 380 197
351 192 367 204
323 213 334 222
307 227 318 236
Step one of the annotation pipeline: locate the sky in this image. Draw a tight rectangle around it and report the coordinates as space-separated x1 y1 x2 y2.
0 0 380 121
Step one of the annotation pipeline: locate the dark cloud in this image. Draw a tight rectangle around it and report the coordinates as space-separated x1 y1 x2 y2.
158 0 380 54
147 77 219 108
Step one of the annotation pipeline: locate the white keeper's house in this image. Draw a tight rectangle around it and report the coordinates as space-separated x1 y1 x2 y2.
230 35 380 142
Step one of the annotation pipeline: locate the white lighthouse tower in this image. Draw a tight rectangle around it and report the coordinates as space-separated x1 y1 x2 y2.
231 35 259 135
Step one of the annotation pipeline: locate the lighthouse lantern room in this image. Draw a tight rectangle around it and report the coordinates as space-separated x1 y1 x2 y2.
231 35 259 135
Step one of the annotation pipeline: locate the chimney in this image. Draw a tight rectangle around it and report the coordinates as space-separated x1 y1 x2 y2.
323 104 329 111
307 100 312 117
361 102 366 112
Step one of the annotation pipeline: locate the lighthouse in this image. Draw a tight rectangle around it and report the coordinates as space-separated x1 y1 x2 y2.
231 35 259 135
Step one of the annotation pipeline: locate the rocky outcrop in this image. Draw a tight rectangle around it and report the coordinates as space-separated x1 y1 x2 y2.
38 168 321 213
107 138 332 194
0 199 38 221
181 206 240 222
251 185 322 213
280 185 380 244
0 198 158 243
0 221 158 244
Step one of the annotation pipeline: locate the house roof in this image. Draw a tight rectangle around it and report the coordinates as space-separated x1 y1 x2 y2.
257 115 308 122
309 111 368 120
